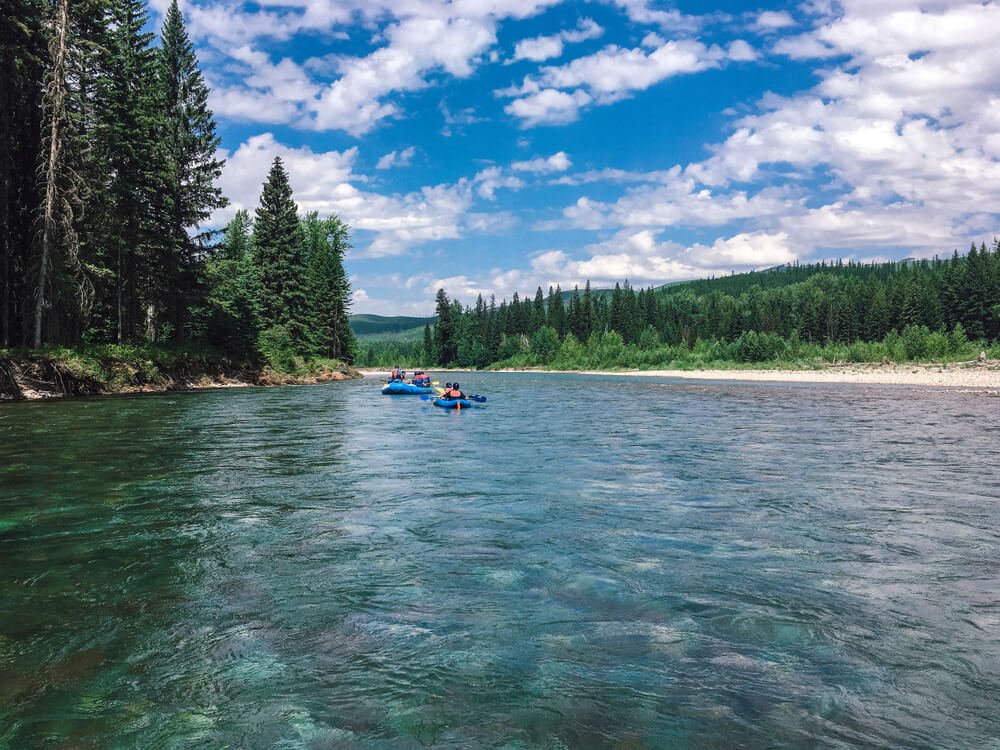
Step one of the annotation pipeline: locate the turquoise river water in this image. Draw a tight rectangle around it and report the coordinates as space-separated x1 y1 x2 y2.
1 372 999 749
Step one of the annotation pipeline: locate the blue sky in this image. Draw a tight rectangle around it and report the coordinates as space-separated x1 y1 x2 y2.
153 0 1000 315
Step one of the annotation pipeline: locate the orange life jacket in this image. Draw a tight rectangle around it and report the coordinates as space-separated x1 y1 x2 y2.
445 387 463 399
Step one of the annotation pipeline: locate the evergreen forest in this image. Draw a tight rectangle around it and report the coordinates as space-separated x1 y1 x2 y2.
358 245 1000 369
1 0 356 367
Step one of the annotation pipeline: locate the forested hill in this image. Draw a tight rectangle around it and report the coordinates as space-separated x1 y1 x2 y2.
350 315 435 337
657 257 924 297
356 242 1000 368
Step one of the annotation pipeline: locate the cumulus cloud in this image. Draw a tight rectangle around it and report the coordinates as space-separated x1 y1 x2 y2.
184 0 571 135
430 229 802 307
500 38 747 125
309 15 499 134
504 88 592 126
510 18 603 63
376 146 416 170
473 167 525 200
753 10 796 32
512 151 572 172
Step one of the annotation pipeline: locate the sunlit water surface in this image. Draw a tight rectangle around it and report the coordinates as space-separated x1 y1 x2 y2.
2 373 999 749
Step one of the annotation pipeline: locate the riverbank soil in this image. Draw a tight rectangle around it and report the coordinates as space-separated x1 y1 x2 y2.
0 350 361 401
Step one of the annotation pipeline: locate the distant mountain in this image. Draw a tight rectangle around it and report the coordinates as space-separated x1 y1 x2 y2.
349 314 436 340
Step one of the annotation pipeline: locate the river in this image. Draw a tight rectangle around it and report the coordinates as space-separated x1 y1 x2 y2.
2 373 999 748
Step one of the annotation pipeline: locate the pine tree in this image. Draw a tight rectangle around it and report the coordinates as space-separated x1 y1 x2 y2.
547 285 566 336
1 0 46 346
303 213 355 361
155 0 226 340
532 286 545 333
567 285 581 340
433 288 456 364
99 0 164 342
581 280 594 339
252 156 307 347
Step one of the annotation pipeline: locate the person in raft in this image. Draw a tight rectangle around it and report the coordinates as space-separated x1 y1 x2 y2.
390 365 404 381
441 382 466 400
412 371 430 386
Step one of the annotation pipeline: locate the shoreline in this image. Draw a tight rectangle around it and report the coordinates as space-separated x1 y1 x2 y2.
2 352 362 402
358 361 1000 391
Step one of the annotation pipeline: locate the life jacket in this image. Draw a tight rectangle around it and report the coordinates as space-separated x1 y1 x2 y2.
445 387 463 399
390 368 400 379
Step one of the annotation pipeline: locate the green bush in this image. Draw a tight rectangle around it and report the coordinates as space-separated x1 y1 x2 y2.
258 325 297 371
497 333 528 361
530 326 560 364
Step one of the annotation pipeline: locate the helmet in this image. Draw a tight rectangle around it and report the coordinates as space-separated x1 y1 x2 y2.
445 382 452 388
453 383 459 389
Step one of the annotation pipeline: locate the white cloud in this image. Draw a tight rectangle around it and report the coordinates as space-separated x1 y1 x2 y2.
376 146 416 170
512 151 572 172
513 35 564 64
727 39 757 62
510 18 603 63
433 229 802 306
500 38 741 124
473 167 525 200
309 16 497 134
753 10 796 32
609 0 701 31
688 231 796 266
504 88 592 126
187 0 568 135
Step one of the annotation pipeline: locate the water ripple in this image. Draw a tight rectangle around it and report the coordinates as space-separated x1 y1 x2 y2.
2 374 999 748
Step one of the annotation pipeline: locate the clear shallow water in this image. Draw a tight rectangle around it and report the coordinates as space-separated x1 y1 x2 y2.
1 373 999 749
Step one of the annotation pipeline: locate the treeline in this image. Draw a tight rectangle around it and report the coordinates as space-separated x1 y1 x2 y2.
1 0 354 365
396 244 1000 369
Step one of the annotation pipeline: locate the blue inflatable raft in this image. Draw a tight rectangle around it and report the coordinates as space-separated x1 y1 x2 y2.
382 381 435 395
433 397 472 409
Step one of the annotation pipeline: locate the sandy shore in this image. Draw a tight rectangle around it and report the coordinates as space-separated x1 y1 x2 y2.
360 362 1000 391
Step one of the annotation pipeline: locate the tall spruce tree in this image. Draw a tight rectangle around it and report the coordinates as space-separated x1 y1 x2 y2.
1 0 46 346
155 0 226 340
252 156 307 348
303 212 355 361
433 288 456 364
99 0 163 342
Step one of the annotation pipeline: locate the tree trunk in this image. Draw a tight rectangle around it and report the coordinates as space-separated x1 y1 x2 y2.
33 0 69 349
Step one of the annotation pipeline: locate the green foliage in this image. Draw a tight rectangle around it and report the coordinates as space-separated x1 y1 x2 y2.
303 213 356 362
530 325 560 363
257 324 296 371
734 331 788 362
